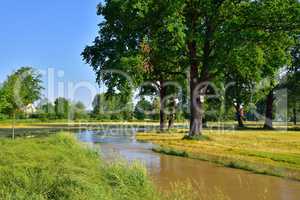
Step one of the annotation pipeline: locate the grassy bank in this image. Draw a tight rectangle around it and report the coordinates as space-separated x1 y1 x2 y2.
0 121 187 138
136 130 300 181
0 133 161 200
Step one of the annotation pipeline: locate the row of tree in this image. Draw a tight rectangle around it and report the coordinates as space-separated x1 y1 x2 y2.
37 94 182 123
35 98 87 120
82 0 300 135
0 67 176 122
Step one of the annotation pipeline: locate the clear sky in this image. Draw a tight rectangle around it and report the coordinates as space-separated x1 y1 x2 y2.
0 0 104 109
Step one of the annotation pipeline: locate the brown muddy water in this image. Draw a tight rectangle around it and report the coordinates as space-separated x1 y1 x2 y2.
77 129 300 200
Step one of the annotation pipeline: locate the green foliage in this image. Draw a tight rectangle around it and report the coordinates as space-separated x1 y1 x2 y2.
54 98 71 119
0 86 9 116
36 100 56 120
103 162 159 200
286 36 300 122
1 67 43 116
134 97 152 120
82 0 187 128
92 93 133 120
72 101 88 120
82 0 147 97
36 100 88 121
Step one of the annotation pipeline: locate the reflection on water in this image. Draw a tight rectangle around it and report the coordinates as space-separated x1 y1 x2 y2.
77 129 300 200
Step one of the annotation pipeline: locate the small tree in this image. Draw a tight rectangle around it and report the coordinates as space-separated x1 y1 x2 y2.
73 101 87 120
1 67 43 139
54 97 71 119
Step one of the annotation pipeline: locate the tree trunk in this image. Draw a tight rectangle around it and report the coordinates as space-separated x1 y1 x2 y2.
188 40 203 136
168 97 176 130
235 104 244 128
12 111 15 140
203 117 208 128
159 80 165 132
264 89 274 129
190 98 203 136
293 107 297 125
168 114 174 130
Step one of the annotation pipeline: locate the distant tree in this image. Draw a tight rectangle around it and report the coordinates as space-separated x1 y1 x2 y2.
73 101 87 120
36 100 56 120
134 97 152 120
54 98 71 119
92 93 133 120
1 67 43 138
41 103 55 114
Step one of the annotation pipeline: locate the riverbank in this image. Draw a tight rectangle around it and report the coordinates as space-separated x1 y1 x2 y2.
0 120 298 131
136 130 300 181
0 120 188 129
0 133 161 200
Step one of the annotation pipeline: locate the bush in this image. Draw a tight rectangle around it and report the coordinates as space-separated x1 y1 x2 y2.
0 113 8 120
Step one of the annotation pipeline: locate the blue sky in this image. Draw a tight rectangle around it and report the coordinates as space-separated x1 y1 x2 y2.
0 0 104 109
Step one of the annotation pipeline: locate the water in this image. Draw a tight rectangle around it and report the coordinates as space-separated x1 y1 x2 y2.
77 129 300 200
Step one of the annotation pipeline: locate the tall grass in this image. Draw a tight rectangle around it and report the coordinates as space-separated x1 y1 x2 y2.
163 181 230 200
0 133 159 200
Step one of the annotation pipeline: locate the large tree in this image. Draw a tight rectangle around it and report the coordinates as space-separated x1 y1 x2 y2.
82 0 185 131
225 32 294 129
261 34 294 129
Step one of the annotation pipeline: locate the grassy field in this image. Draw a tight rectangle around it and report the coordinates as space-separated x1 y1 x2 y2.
136 130 300 181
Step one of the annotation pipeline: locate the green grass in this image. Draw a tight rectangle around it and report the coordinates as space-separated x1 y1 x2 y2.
137 130 300 181
0 133 160 200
